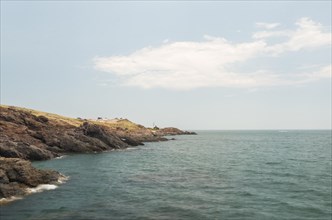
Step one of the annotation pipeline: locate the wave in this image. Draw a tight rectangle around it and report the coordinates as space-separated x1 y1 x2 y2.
0 175 69 205
26 184 58 194
54 155 67 160
58 175 69 184
26 173 69 193
23 175 69 197
0 196 23 205
123 147 137 151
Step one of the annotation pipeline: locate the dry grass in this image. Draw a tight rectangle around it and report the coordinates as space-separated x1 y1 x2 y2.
1 105 83 127
0 105 146 130
92 119 145 131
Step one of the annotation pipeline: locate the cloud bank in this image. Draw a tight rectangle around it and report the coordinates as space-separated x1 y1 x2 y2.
94 17 331 90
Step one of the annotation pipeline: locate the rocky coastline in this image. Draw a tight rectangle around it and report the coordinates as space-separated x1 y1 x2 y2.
0 157 65 205
0 105 196 204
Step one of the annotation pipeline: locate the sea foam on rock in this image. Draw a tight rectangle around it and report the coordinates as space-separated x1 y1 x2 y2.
0 157 64 204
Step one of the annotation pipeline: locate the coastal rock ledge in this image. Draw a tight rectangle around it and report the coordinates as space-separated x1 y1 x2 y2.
0 157 64 205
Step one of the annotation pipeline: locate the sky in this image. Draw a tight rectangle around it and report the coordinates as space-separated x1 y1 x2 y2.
1 1 331 130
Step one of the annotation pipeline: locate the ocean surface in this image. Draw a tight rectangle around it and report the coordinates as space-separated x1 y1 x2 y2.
1 130 331 220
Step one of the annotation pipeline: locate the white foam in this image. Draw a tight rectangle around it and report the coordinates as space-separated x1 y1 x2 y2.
26 184 58 194
57 175 69 184
124 147 137 151
0 196 23 205
54 155 67 159
0 175 69 205
26 175 69 194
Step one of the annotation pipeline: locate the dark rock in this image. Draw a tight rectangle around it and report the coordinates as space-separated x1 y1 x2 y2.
0 157 62 200
23 117 43 130
81 122 129 149
37 115 49 123
155 127 197 136
120 136 144 146
0 170 9 184
0 139 56 161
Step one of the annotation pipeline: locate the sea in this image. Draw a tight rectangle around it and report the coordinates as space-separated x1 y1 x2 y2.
1 130 331 220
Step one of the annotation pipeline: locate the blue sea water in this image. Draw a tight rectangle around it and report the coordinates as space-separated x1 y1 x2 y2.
1 130 331 220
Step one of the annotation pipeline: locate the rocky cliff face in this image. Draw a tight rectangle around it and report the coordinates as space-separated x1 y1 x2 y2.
0 105 196 203
0 106 134 161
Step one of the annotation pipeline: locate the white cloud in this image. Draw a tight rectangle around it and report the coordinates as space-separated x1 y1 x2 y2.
296 65 332 84
94 17 331 90
255 22 280 29
264 17 331 54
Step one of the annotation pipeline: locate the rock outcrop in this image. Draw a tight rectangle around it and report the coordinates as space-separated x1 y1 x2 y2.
0 157 63 204
155 127 197 136
0 106 131 161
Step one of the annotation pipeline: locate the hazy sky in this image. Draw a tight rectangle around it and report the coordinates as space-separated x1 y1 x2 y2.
1 1 331 130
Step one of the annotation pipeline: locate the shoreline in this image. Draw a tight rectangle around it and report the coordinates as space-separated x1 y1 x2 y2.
0 174 69 206
0 105 196 204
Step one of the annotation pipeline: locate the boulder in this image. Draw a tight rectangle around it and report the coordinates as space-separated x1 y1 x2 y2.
0 157 62 199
